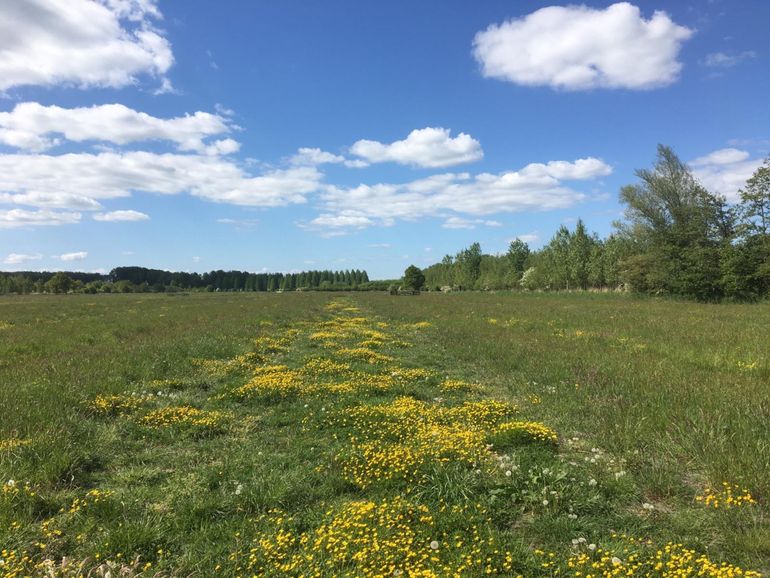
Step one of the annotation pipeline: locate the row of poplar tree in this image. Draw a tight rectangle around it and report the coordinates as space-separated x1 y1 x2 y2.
0 268 371 294
423 146 770 301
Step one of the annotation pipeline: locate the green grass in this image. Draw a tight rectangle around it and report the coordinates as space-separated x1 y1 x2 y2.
0 292 768 576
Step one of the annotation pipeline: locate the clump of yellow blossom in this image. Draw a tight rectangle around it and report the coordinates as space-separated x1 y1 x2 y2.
232 365 303 398
335 347 393 364
146 378 190 390
331 397 520 488
139 405 227 431
545 535 761 577
230 497 515 577
88 394 146 416
491 421 558 446
66 488 114 515
0 438 30 452
695 482 756 509
302 357 352 377
2 479 36 499
439 379 478 393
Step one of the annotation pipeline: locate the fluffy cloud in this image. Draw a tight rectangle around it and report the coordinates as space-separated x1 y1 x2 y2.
690 148 763 202
514 233 540 244
350 127 483 168
305 212 375 234
0 192 102 211
473 2 693 90
57 251 88 261
690 148 750 167
311 157 611 232
0 209 81 228
290 147 346 166
0 0 172 91
93 210 149 222
0 102 237 154
442 217 502 229
3 252 43 265
0 152 323 212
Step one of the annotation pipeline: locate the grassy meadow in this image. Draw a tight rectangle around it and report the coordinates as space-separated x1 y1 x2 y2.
0 292 768 577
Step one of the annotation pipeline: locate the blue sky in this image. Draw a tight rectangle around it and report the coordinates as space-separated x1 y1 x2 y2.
1 0 768 278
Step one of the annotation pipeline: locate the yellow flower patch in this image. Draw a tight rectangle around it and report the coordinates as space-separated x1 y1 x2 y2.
390 366 435 383
695 482 756 509
2 480 36 499
232 365 303 398
66 488 114 515
335 347 393 364
493 421 558 444
89 393 146 416
146 378 189 389
0 438 30 452
301 357 352 377
231 497 515 577
332 397 519 488
139 406 227 431
551 537 761 578
439 379 478 393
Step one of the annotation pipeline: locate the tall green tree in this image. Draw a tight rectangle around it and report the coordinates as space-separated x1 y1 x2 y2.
402 265 425 291
506 239 530 279
618 145 731 299
45 272 73 294
454 243 482 289
569 219 594 290
738 156 770 237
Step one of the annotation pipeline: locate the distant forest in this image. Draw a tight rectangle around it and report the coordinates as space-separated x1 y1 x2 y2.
0 267 375 294
422 146 770 301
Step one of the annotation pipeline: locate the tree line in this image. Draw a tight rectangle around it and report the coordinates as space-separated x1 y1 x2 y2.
421 146 770 301
0 267 373 294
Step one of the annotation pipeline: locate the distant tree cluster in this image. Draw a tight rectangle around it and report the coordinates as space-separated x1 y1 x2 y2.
423 146 770 301
0 268 372 295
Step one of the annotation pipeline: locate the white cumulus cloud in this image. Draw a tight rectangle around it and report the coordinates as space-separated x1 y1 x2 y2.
690 148 750 167
309 157 611 233
3 252 43 265
0 209 81 229
442 217 502 229
93 210 149 222
473 2 693 90
690 148 764 202
350 127 483 168
57 251 88 261
0 0 173 91
0 152 323 213
0 102 237 154
290 147 346 167
514 232 540 244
